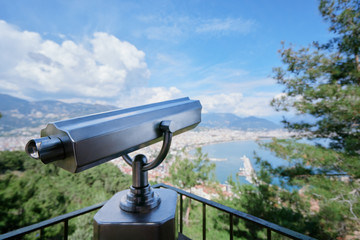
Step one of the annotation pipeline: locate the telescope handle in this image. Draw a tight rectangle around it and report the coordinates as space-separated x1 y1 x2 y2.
122 120 173 172
120 120 173 212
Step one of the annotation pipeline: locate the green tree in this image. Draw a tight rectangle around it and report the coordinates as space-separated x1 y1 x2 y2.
166 148 216 225
0 151 131 239
243 0 360 238
218 174 318 239
167 148 216 190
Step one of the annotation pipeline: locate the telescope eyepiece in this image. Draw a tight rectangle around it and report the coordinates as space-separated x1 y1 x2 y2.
25 136 65 164
26 140 40 159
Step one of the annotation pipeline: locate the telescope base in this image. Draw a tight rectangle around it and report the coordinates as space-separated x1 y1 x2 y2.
94 188 178 240
120 185 161 213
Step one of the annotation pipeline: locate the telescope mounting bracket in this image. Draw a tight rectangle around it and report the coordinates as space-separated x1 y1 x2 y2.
120 120 173 213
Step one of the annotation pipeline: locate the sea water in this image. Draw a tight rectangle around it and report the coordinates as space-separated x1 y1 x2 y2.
197 140 289 184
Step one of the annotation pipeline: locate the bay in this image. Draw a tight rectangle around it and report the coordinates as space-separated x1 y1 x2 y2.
198 140 289 184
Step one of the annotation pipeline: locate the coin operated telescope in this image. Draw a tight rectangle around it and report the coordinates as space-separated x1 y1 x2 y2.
25 97 202 240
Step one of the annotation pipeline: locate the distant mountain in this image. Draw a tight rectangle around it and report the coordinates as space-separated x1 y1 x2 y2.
200 113 281 130
0 94 281 135
0 93 117 134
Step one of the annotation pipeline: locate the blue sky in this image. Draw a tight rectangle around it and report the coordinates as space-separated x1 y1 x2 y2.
0 0 331 121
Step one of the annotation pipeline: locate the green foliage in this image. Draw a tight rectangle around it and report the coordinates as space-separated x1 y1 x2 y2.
179 198 229 240
166 147 216 190
0 151 28 173
271 0 360 154
0 151 131 239
215 175 321 239
166 147 216 229
249 0 360 238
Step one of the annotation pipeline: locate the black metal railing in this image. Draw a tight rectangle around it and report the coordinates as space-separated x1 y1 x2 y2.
156 183 315 240
0 201 106 240
0 183 315 240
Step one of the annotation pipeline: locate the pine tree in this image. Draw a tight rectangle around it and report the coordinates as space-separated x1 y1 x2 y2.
230 0 359 238
166 148 215 225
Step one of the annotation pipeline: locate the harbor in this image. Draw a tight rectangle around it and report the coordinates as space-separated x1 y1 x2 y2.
237 155 257 184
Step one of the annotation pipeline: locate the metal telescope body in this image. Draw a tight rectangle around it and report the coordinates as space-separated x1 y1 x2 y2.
26 97 202 240
26 97 201 173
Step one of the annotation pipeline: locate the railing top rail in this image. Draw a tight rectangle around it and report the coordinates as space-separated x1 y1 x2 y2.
154 183 316 240
0 201 106 240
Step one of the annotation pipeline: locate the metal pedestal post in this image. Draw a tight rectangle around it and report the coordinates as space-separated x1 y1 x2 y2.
94 121 178 240
94 188 178 240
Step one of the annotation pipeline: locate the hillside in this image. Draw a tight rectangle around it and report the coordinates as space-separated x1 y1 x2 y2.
0 94 281 135
0 93 117 134
200 113 280 130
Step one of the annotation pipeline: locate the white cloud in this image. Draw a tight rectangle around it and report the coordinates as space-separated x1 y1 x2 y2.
91 32 148 71
149 52 280 117
196 18 255 34
137 16 256 41
0 20 280 118
197 92 277 117
224 78 277 90
145 26 183 41
116 86 183 107
198 93 244 113
0 20 184 107
0 20 42 73
274 92 287 99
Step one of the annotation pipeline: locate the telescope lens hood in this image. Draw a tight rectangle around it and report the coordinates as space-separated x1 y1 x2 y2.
25 136 65 164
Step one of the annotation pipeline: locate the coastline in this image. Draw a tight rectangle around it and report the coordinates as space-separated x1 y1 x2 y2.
171 128 293 151
1 128 290 199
